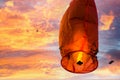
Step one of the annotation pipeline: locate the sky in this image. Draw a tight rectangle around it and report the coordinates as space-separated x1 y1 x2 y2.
0 0 120 80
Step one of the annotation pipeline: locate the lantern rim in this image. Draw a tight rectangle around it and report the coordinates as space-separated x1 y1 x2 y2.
61 51 98 74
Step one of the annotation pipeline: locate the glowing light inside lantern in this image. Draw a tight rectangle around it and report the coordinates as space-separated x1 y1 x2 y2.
77 52 83 63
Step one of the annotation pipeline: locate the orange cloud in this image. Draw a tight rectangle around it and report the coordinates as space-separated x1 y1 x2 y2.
0 50 58 75
0 0 71 51
0 0 73 79
0 6 57 50
100 11 115 31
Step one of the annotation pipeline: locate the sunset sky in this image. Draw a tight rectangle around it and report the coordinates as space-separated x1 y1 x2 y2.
0 0 120 80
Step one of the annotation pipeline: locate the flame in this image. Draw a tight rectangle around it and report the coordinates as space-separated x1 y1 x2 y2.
71 52 83 64
77 52 83 62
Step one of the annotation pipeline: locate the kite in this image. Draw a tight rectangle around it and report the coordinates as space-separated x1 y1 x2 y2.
59 0 98 73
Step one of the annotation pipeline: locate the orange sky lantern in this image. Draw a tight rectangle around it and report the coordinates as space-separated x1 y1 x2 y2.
59 0 98 73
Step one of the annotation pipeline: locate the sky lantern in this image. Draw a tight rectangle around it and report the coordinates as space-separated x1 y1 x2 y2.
59 0 98 73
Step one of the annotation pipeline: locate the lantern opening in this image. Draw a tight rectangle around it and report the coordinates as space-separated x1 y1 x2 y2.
61 51 98 73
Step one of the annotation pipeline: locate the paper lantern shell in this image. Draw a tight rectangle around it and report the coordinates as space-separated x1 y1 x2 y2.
59 0 98 73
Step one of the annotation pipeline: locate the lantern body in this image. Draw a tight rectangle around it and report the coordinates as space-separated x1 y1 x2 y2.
59 0 98 73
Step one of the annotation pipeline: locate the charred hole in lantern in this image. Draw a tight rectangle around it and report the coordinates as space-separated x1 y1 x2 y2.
77 61 83 65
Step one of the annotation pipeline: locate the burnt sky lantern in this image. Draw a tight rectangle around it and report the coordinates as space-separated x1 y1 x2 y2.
59 0 98 73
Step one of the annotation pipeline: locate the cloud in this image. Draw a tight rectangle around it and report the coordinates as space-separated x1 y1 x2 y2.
0 63 60 77
0 0 120 80
5 1 14 7
0 0 71 79
0 49 59 58
0 67 75 80
0 49 62 78
96 0 120 32
105 49 120 61
94 49 120 76
0 8 57 50
99 11 115 30
0 50 40 58
93 60 120 77
0 58 75 79
96 0 120 15
0 7 31 28
0 0 71 50
109 16 120 41
11 0 40 12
